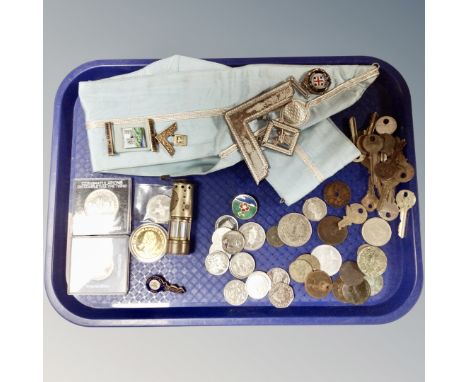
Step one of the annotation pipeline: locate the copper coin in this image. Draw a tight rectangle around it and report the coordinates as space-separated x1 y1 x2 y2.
339 261 364 286
317 216 348 245
305 270 332 299
342 280 371 305
332 277 348 303
323 180 351 208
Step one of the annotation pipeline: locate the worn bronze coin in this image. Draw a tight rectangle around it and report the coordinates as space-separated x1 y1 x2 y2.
323 180 351 208
342 279 371 305
339 261 364 286
305 270 332 299
332 277 348 303
317 216 348 245
266 226 284 248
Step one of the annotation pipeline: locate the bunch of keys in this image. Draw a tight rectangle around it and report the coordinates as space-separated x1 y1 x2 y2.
146 275 186 294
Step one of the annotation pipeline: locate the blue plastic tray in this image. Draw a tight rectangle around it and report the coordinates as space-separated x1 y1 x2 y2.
45 57 423 326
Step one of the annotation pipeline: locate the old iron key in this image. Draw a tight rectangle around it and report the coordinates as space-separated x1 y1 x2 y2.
396 189 417 238
146 275 186 294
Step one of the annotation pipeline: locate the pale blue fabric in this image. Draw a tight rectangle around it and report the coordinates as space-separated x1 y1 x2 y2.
79 55 378 205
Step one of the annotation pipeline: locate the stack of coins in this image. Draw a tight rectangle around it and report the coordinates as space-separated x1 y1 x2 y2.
286 243 387 304
206 212 294 308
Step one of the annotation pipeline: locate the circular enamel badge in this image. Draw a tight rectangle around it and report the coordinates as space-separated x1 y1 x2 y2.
302 68 331 94
231 194 258 220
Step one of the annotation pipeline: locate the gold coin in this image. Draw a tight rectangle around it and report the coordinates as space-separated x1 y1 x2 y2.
129 223 168 262
305 270 332 299
289 259 313 283
297 254 321 271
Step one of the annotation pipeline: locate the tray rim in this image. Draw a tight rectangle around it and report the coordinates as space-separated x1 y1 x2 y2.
45 56 423 327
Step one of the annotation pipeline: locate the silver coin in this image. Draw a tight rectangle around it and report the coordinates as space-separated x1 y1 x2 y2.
289 259 313 283
364 274 384 296
357 245 388 277
267 268 291 285
222 230 245 255
209 242 224 254
212 227 232 244
215 215 238 230
245 271 272 299
205 251 230 276
302 197 327 221
362 217 392 246
84 189 119 216
223 280 248 306
277 213 312 247
311 244 342 276
146 194 171 224
239 222 266 251
268 282 294 308
229 252 255 279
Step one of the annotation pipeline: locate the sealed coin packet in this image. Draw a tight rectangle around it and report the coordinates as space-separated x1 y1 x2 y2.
71 178 132 236
68 236 130 295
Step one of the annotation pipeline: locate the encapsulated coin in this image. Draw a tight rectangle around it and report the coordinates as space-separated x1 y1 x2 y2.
268 282 294 308
362 217 392 246
305 270 332 299
357 245 388 277
145 194 171 224
215 215 238 230
129 223 168 262
267 267 291 285
302 197 327 221
223 280 248 306
323 180 351 208
297 254 321 271
332 277 348 303
246 271 272 299
229 252 255 279
221 230 245 254
364 275 384 296
205 251 230 275
239 222 266 251
231 194 258 220
342 280 371 305
289 259 313 283
339 261 364 286
212 227 231 244
277 213 312 247
84 189 119 216
317 215 348 245
266 226 284 248
311 244 342 276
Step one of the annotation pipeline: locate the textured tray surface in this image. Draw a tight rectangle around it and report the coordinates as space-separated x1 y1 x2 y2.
46 57 423 326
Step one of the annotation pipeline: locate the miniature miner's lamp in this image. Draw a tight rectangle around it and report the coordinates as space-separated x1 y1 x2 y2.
167 181 194 255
